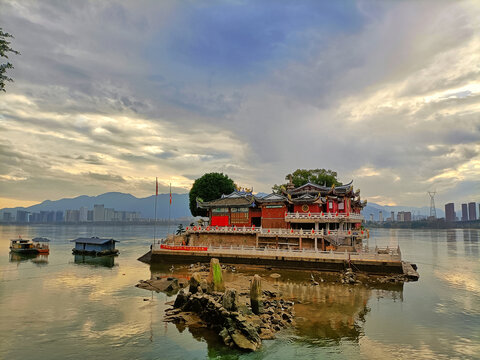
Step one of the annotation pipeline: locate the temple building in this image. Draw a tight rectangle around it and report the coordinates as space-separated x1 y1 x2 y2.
193 179 367 251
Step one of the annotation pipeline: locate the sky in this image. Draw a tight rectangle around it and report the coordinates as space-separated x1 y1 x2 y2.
0 0 479 209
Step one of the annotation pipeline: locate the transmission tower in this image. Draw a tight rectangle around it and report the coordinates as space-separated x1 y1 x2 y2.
427 191 437 218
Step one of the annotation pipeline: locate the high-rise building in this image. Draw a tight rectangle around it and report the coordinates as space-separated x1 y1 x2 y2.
369 214 373 222
94 204 105 222
16 210 29 223
461 203 468 221
391 211 395 222
87 210 94 222
397 212 405 222
79 207 88 222
65 210 80 222
55 210 64 222
468 202 477 221
379 211 383 222
104 208 115 222
445 203 455 222
3 212 12 222
403 211 412 222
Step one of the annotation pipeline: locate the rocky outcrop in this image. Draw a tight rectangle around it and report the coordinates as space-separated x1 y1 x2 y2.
341 268 357 284
207 258 225 292
250 274 262 315
222 288 239 312
165 277 295 351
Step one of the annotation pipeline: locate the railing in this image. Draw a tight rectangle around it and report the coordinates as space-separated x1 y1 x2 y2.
152 243 401 261
285 212 364 222
184 226 368 239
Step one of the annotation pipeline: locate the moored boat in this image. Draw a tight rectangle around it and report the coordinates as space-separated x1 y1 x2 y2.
9 237 50 254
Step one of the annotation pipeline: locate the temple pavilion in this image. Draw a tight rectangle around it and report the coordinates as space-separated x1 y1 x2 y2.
193 179 367 251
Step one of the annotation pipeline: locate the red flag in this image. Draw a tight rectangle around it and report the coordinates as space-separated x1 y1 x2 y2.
169 183 172 204
155 177 158 196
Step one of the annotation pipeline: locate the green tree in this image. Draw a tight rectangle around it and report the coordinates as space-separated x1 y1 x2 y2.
272 168 342 193
189 172 236 216
0 28 20 92
175 224 185 235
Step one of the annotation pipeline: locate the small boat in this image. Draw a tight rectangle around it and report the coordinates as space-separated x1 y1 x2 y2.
9 237 50 254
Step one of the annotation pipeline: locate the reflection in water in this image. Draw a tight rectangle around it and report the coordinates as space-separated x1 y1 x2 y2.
277 281 403 343
446 230 457 257
463 229 479 258
149 264 403 348
74 254 116 268
9 252 49 265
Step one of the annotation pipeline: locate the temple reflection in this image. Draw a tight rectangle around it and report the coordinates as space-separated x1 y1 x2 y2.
149 264 403 347
276 280 402 342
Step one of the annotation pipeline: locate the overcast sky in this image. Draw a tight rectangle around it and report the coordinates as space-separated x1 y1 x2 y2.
0 0 479 209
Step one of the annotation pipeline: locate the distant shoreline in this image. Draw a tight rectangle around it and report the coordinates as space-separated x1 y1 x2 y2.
366 219 480 230
0 220 193 226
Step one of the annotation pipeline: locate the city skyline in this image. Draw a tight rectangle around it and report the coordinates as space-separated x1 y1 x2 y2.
1 1 479 209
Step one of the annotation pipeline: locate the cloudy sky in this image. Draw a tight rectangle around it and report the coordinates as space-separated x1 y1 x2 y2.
0 0 479 209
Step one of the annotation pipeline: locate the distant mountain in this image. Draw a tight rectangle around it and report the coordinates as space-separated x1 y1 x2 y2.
0 192 445 222
0 192 192 219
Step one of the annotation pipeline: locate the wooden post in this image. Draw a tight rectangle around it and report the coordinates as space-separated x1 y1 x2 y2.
275 235 278 249
299 237 302 250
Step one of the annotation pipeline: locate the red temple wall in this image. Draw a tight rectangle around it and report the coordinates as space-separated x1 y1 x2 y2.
261 206 287 229
248 209 262 225
293 204 320 213
211 215 229 226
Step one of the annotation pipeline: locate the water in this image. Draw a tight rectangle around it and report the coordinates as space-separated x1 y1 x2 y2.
1 225 479 359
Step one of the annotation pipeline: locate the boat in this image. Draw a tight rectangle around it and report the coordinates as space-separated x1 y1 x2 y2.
9 237 50 254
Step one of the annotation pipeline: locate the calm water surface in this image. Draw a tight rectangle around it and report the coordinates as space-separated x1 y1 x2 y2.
0 225 479 359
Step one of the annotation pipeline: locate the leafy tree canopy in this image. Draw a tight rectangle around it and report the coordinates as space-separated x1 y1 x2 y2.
272 168 342 193
0 28 20 92
189 172 236 216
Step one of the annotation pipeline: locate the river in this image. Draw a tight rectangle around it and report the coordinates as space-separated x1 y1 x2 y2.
0 225 479 359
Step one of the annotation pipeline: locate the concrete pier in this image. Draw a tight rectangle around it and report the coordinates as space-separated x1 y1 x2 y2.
150 245 413 276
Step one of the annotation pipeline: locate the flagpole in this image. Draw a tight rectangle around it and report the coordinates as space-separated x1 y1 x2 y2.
168 183 172 240
154 177 158 245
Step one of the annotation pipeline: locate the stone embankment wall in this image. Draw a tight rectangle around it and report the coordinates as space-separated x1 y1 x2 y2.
185 233 257 247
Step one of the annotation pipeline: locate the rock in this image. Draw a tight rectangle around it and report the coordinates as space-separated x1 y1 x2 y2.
230 330 259 351
250 274 263 315
173 289 189 309
271 315 281 325
281 313 291 321
200 279 208 293
219 327 233 346
259 328 275 340
269 273 281 278
222 288 239 312
165 278 179 292
189 272 202 294
207 258 225 292
263 290 277 298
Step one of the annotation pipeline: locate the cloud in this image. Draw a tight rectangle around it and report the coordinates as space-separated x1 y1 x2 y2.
0 0 479 207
